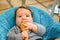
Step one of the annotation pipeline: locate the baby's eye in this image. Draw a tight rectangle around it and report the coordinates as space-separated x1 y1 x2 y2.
26 15 30 17
18 16 22 17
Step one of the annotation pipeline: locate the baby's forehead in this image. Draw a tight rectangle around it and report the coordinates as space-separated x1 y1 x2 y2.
17 8 31 12
16 8 31 15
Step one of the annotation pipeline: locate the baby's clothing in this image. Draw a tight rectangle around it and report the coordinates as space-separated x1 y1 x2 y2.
7 23 46 40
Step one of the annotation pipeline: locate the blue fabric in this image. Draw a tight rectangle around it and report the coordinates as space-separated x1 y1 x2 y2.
43 22 60 40
0 6 60 40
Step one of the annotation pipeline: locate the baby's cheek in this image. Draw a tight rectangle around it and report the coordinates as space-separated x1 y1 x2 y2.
16 21 21 26
28 19 33 22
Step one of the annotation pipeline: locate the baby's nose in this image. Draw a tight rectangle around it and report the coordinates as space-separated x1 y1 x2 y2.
22 17 26 20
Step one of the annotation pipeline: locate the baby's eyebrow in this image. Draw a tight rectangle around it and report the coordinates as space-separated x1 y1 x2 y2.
17 15 22 16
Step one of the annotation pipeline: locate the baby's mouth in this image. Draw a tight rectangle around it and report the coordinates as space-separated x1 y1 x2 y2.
22 21 28 23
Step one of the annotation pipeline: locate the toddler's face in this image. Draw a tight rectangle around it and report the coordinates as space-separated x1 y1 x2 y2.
16 8 33 26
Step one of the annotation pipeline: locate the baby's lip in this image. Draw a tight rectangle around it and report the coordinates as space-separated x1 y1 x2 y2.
22 21 28 23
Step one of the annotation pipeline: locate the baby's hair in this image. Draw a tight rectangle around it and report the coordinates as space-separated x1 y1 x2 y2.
15 6 33 20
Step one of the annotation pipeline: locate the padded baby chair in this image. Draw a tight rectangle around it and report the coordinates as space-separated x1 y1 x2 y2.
0 6 60 40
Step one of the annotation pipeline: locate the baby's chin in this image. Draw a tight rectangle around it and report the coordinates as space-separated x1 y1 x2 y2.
21 21 33 24
21 21 31 23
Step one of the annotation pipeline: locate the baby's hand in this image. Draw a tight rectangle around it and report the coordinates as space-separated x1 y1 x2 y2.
23 22 34 29
23 22 37 32
21 31 28 39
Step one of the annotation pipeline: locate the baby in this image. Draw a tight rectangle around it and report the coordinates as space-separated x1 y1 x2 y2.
7 6 46 40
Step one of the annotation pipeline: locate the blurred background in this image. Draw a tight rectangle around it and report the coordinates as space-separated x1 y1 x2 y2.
0 0 60 22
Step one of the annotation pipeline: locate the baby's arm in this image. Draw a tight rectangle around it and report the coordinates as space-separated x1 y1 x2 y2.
7 26 22 40
34 23 46 36
23 22 46 36
30 23 46 36
24 22 46 36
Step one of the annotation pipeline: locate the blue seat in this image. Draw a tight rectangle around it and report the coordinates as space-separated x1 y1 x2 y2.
0 6 60 40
